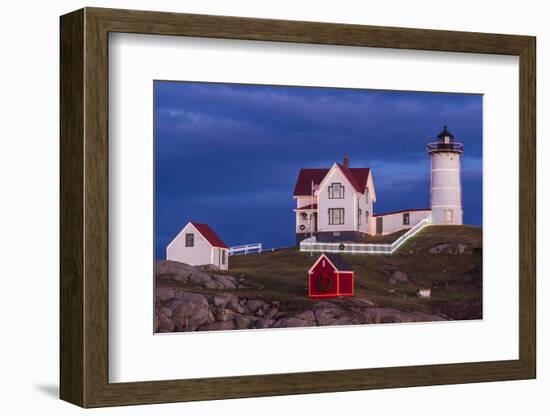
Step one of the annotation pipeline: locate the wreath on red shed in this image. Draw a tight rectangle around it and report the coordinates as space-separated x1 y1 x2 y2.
317 274 333 292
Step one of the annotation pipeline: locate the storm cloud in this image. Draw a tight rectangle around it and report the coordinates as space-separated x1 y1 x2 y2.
155 81 482 259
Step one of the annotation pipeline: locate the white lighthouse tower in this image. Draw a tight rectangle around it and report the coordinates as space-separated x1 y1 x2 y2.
428 126 464 225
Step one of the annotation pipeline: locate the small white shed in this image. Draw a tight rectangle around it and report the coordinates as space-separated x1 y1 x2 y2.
166 222 229 270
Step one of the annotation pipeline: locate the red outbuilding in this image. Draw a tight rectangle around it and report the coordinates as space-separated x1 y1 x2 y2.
308 253 354 298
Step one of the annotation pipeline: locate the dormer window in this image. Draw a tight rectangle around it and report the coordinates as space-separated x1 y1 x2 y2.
328 183 344 199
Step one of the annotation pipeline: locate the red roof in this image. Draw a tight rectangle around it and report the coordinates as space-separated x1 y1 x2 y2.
190 222 228 249
293 165 370 196
293 168 329 196
296 203 318 210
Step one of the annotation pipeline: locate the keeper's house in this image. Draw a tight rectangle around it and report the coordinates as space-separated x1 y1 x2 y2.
167 222 229 270
293 126 464 244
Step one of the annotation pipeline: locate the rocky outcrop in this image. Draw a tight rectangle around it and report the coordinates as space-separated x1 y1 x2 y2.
156 260 241 290
388 270 409 284
155 262 446 332
428 242 472 255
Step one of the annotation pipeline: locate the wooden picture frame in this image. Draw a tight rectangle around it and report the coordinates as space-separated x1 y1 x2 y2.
60 7 536 408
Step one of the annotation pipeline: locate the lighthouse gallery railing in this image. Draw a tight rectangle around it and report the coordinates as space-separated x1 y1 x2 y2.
299 218 431 255
427 142 464 153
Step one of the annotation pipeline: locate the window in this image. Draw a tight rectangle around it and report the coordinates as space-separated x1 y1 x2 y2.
366 211 369 223
328 182 344 199
365 187 369 203
185 233 194 247
446 209 453 222
403 213 410 225
221 250 226 265
358 208 362 225
328 208 344 225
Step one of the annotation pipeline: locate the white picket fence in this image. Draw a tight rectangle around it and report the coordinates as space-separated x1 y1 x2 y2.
299 218 431 255
228 243 263 256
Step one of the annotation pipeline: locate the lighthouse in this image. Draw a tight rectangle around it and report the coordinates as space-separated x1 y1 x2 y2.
428 126 464 225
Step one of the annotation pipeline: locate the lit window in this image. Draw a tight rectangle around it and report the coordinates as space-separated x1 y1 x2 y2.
403 213 410 225
328 208 345 225
446 209 453 222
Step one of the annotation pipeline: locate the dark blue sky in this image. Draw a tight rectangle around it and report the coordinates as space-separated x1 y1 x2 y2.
155 81 482 259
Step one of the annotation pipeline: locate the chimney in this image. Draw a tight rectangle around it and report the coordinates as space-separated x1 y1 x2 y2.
343 154 350 167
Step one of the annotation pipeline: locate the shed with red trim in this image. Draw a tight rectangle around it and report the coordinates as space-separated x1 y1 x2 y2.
308 253 354 298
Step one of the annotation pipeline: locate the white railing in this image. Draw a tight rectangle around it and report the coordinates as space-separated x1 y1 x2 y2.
228 243 263 256
299 218 431 255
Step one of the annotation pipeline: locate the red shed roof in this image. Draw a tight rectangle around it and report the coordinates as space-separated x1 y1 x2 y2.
293 165 371 196
308 253 353 273
190 222 228 249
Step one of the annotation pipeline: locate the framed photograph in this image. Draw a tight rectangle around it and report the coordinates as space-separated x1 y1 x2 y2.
60 7 536 408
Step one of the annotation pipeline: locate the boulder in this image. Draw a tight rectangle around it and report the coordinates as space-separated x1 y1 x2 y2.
170 292 213 331
246 299 265 313
428 242 472 255
174 303 213 331
213 274 237 290
212 294 234 308
234 315 255 329
215 308 240 322
362 307 445 324
204 281 223 290
272 317 315 328
264 307 279 320
157 287 175 302
188 271 214 286
389 270 409 284
380 265 397 275
158 315 175 332
254 319 275 329
294 310 316 323
176 291 208 305
156 260 239 289
196 264 221 272
199 320 235 331
226 296 246 314
314 305 344 326
156 261 210 283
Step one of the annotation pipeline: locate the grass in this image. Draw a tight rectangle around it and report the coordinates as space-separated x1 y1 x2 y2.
173 225 482 320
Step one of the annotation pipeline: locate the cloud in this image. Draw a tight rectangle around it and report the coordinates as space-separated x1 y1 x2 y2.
154 81 483 258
